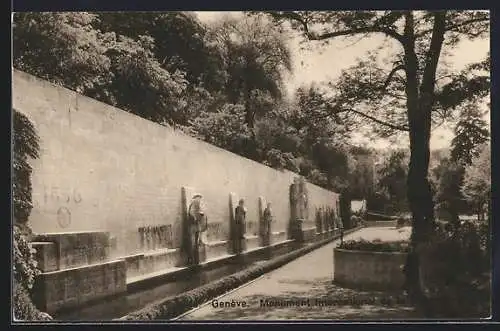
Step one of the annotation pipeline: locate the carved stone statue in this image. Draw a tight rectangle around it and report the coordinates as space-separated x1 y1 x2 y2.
187 194 206 265
234 198 247 253
315 207 323 233
261 202 273 246
297 179 309 220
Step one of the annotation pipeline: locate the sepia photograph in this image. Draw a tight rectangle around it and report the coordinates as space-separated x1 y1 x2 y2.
11 10 491 322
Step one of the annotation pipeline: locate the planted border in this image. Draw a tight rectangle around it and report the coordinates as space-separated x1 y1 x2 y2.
118 226 363 321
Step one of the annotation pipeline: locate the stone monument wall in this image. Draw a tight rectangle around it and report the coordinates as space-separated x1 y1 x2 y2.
12 69 340 261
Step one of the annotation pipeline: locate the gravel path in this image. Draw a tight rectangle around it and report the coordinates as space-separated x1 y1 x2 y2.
179 227 420 320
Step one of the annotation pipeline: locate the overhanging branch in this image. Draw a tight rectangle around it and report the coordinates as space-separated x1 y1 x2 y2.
306 103 410 132
348 108 410 131
269 11 406 45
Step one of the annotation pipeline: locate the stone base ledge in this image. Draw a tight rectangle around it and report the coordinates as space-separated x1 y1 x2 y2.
204 240 230 261
301 227 317 242
127 266 187 286
270 231 287 244
244 235 260 251
33 259 126 315
124 248 181 279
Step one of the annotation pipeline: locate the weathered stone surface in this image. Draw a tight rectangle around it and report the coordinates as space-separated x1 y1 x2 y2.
33 259 126 314
33 231 111 269
31 242 59 272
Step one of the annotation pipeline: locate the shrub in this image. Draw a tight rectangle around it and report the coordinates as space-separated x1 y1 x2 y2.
338 239 410 253
13 225 40 291
418 220 490 318
13 281 52 321
12 110 51 321
13 110 39 226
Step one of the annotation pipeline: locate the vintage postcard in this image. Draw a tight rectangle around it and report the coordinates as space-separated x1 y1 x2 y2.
11 10 491 323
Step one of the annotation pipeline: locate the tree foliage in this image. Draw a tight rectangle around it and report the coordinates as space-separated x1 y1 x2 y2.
461 143 490 219
450 105 489 166
431 157 467 223
376 150 409 213
207 14 292 128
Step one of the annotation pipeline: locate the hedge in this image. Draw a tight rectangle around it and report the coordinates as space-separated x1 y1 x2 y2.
118 227 362 321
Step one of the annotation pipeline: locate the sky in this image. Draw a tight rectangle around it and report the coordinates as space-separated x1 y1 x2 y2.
195 11 490 151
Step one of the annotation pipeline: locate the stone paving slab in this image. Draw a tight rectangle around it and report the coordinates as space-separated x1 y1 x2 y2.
179 227 419 320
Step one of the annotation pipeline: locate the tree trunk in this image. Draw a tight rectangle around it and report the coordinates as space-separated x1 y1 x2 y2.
407 124 435 243
402 11 446 313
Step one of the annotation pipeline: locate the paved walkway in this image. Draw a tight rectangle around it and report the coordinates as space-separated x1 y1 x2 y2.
178 227 420 320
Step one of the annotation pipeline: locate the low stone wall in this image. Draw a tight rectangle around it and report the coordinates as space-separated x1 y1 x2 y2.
333 248 407 290
364 220 398 227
